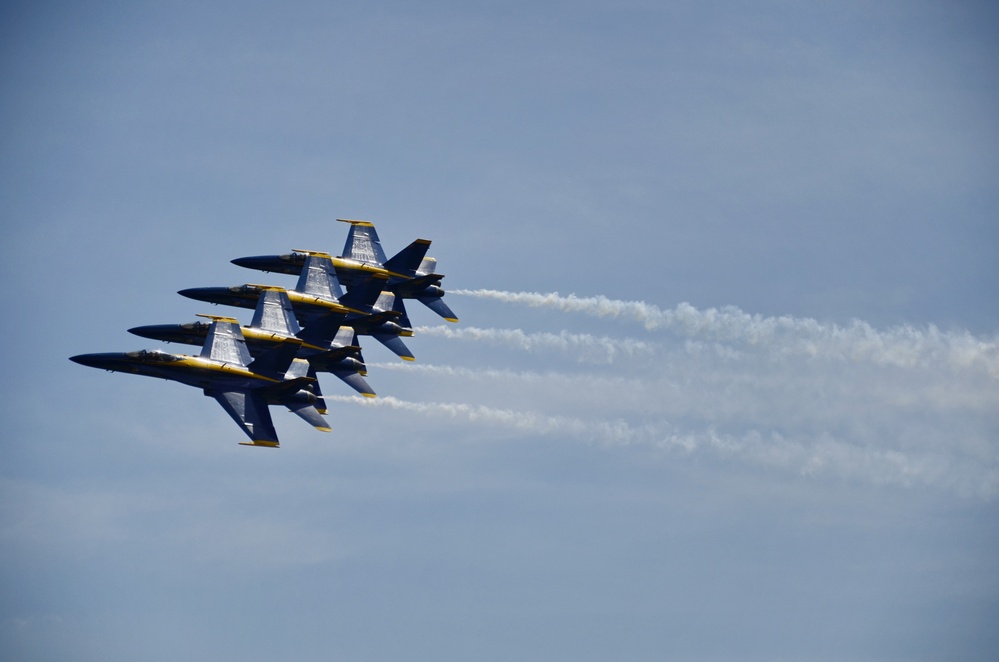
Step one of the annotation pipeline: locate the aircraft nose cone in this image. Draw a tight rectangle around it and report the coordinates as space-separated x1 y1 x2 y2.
178 287 226 303
70 353 111 369
128 324 169 340
231 254 304 276
231 256 264 269
69 353 91 366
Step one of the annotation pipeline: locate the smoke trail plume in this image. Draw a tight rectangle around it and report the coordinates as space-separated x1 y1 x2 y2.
326 395 640 444
327 395 997 497
452 289 999 373
414 325 655 363
340 291 999 497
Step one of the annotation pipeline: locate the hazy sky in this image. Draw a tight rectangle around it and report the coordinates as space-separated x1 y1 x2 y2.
2 2 998 660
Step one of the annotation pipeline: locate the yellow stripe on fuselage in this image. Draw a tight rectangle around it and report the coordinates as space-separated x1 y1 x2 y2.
330 256 390 276
170 356 281 382
286 291 349 312
241 327 326 352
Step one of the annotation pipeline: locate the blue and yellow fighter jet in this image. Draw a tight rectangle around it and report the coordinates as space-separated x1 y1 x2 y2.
179 249 418 361
70 315 330 447
231 218 458 323
129 286 376 399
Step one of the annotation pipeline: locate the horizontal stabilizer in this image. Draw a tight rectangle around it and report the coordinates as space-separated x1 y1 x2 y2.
286 403 331 432
331 367 376 397
416 295 459 322
373 333 415 361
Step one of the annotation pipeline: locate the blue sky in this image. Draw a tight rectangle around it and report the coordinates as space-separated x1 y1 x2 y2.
2 1 998 660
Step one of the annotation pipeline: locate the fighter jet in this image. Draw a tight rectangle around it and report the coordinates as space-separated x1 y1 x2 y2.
231 218 458 323
70 315 329 447
180 250 418 361
129 286 376 399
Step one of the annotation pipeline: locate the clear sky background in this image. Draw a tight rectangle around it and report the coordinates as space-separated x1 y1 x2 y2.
2 1 998 660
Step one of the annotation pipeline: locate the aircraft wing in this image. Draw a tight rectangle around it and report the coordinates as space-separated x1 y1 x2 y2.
210 389 280 447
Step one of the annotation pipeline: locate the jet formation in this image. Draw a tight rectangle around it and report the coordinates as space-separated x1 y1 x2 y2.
71 219 457 447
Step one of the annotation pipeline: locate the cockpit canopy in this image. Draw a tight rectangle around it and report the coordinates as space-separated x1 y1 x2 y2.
124 349 182 362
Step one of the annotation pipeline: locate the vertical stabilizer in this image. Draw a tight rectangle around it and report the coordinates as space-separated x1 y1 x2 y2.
285 357 311 380
338 219 388 266
384 239 431 277
199 316 252 366
297 309 347 347
340 274 389 313
332 326 357 349
392 292 413 331
373 290 395 314
247 339 303 379
294 251 345 300
307 364 329 413
251 288 301 335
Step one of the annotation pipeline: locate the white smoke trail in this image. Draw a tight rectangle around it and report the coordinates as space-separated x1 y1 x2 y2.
367 361 546 382
326 395 641 444
327 395 998 497
452 289 999 374
346 291 999 497
364 361 636 400
414 325 655 363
